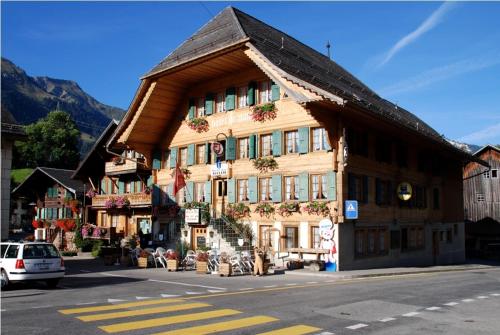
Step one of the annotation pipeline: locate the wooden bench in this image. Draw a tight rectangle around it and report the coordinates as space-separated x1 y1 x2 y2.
286 248 329 271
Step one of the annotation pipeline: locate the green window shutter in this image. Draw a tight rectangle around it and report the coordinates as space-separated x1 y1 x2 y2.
225 87 235 111
248 176 258 203
247 82 256 106
136 181 142 192
130 180 136 193
205 142 210 164
41 208 46 219
362 175 369 204
272 174 282 203
152 149 162 170
327 171 337 201
227 178 236 204
186 181 194 203
147 175 153 187
58 208 63 219
298 127 310 154
187 144 195 166
169 147 178 168
272 130 282 157
188 98 195 120
249 134 257 159
100 179 106 195
205 181 212 204
299 172 309 202
271 82 280 101
118 181 125 194
226 136 237 161
152 184 160 206
205 93 214 115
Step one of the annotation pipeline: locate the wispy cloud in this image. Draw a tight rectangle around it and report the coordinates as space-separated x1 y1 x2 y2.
458 122 500 144
376 2 456 68
378 55 500 96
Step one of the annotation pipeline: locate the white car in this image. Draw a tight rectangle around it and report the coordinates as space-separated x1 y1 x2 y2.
0 242 65 289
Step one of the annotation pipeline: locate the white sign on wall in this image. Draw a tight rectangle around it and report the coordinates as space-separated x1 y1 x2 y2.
185 208 201 224
211 163 229 177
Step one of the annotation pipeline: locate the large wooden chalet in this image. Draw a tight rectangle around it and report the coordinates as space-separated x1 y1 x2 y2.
108 7 482 270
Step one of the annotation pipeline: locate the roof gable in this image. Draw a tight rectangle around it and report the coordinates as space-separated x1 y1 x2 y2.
13 167 84 195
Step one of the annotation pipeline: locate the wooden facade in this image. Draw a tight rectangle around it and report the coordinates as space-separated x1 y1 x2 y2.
109 7 478 269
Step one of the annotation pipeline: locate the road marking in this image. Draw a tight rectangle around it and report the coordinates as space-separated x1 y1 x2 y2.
136 296 153 300
99 309 241 333
108 299 127 303
264 285 277 288
257 324 322 335
185 291 204 295
426 307 441 311
1 309 6 312
286 283 298 286
31 305 53 309
462 299 475 302
444 302 459 306
207 290 226 293
379 317 396 322
58 298 184 314
491 293 500 296
314 332 335 335
403 312 420 317
306 281 318 284
238 288 253 291
100 273 126 278
346 323 368 330
77 302 210 322
76 302 98 306
150 315 278 335
148 279 225 290
160 294 180 298
477 296 488 299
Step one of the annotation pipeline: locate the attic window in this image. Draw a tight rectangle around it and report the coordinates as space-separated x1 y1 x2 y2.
483 171 490 179
476 193 485 202
492 169 498 178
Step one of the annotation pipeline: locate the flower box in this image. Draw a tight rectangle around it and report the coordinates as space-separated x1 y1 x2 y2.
255 202 275 218
137 257 148 268
167 259 179 272
253 157 278 173
187 117 209 133
250 102 277 122
196 261 208 274
219 263 232 277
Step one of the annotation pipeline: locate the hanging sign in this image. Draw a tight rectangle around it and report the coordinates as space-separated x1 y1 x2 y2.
185 208 201 224
211 142 224 157
211 162 228 177
397 182 413 201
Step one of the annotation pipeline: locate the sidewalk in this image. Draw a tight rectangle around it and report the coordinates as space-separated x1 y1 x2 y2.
283 260 500 279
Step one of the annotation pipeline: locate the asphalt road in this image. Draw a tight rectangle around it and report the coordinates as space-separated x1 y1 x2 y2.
1 258 500 335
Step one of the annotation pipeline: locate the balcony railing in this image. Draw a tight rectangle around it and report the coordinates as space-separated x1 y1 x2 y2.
105 158 147 175
92 193 151 208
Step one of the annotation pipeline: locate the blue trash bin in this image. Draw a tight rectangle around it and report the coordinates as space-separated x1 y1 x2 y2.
325 261 337 272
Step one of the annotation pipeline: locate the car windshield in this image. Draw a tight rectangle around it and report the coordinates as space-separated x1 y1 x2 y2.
23 244 60 259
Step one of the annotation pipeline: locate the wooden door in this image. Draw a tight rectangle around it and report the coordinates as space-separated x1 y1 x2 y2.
213 179 227 216
192 227 207 250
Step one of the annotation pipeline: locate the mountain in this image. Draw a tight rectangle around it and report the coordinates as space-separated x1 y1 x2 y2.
1 57 125 139
447 139 481 154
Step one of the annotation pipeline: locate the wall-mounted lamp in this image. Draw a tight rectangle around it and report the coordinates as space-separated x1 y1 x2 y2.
209 230 214 238
183 229 188 237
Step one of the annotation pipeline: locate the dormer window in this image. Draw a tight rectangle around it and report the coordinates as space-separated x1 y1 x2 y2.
259 81 272 104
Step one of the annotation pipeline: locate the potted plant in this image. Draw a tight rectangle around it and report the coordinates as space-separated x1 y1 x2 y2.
166 251 179 272
105 197 116 209
254 202 275 218
187 117 209 133
218 253 232 277
56 219 76 232
32 219 43 229
253 157 278 173
250 102 277 122
277 202 301 217
115 196 130 209
195 252 209 274
86 189 97 198
137 249 150 268
226 203 250 220
302 201 330 216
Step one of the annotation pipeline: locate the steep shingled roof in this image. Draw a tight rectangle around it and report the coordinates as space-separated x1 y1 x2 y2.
13 167 84 196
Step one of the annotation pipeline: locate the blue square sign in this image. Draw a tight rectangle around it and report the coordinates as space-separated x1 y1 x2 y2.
345 200 358 220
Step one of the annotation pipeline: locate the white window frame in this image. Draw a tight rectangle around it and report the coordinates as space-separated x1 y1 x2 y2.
285 130 299 154
312 128 329 151
238 86 248 108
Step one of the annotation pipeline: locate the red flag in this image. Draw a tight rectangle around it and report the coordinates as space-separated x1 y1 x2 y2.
172 162 186 195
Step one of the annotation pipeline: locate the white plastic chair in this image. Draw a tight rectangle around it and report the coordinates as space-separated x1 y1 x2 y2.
155 247 167 268
144 248 156 267
208 249 219 272
230 253 244 275
241 250 254 273
129 248 141 265
182 250 197 270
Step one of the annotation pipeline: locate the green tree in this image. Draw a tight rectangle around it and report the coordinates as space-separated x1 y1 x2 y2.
15 110 80 169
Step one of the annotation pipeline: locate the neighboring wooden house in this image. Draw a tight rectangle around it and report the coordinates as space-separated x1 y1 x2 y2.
108 7 484 270
464 145 500 255
72 121 155 245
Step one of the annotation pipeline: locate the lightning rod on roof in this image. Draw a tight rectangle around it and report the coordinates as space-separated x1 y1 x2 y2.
326 41 331 59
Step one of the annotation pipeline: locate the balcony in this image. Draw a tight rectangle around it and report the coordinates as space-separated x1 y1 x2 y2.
105 158 147 176
92 193 152 208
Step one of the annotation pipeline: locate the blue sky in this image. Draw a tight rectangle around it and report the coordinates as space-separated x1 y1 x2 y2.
2 1 500 145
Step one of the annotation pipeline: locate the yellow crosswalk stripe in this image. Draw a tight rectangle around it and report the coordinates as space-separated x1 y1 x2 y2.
257 324 322 335
77 302 211 322
151 316 279 335
58 298 184 315
99 309 242 333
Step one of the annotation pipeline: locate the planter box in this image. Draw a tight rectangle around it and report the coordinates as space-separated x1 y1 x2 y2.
103 255 115 266
120 255 131 266
167 260 179 272
219 263 232 277
137 257 148 268
263 261 270 274
196 261 208 274
286 259 304 270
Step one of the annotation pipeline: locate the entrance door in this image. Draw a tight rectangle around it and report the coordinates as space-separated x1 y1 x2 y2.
432 231 440 265
192 227 207 250
214 179 227 216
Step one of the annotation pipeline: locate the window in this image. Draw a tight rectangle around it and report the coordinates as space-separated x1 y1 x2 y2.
179 147 187 167
348 174 368 203
492 169 498 178
238 137 249 159
285 176 299 200
311 174 327 200
401 226 424 251
355 228 388 257
195 182 206 202
446 229 452 243
375 178 392 206
476 193 485 202
283 226 299 249
216 92 225 113
259 177 273 201
312 128 329 151
23 244 59 259
483 171 490 179
238 86 248 108
196 144 205 165
415 186 427 209
177 188 186 205
1 244 8 258
238 179 249 202
285 130 299 154
111 215 120 228
259 81 271 104
310 226 321 249
260 134 272 157
396 144 408 168
47 187 58 198
347 128 368 157
259 225 273 248
417 152 429 173
5 245 19 258
125 181 131 193
433 188 440 210
196 97 205 117
375 136 392 163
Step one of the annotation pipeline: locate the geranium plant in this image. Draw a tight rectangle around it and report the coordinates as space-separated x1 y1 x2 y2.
250 102 277 122
187 117 209 133
302 201 330 216
105 198 116 209
115 196 130 208
253 157 278 173
56 219 76 232
86 189 97 198
254 202 275 218
226 203 250 220
277 202 301 217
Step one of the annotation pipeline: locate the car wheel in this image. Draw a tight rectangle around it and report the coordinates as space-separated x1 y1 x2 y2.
1 269 9 289
45 278 60 289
